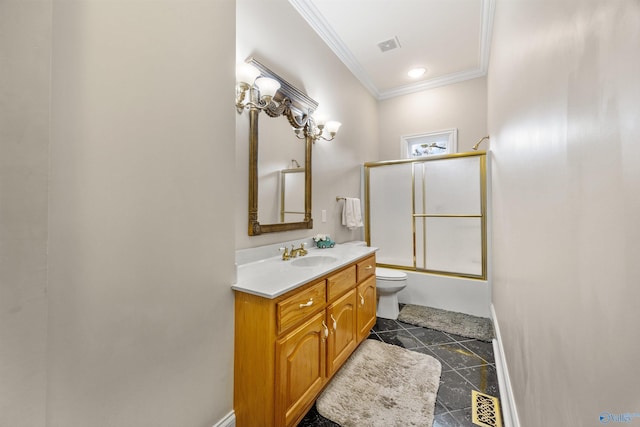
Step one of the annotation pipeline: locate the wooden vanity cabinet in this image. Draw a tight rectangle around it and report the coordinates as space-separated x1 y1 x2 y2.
357 275 377 341
326 288 357 377
356 255 377 341
234 254 377 427
275 311 327 427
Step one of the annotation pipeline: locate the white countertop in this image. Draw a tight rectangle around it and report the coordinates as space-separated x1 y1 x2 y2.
232 244 378 299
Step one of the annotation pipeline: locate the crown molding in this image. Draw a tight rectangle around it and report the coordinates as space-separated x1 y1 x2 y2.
288 0 381 98
479 0 496 72
289 0 495 101
378 68 487 100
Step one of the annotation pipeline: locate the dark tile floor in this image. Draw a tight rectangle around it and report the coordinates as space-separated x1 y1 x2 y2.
298 314 501 427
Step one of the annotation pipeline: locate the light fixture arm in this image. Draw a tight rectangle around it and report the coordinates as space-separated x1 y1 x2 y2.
293 116 341 143
235 83 250 113
236 82 279 114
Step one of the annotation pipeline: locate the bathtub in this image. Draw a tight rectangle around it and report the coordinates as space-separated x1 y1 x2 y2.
397 270 490 318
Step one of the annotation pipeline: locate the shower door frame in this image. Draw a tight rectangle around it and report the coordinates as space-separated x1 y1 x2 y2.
364 151 487 280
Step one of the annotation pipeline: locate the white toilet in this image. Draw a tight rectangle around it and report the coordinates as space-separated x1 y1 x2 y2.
342 241 408 320
375 267 407 320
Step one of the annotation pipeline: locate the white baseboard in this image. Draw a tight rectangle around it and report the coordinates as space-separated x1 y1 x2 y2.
212 410 235 427
491 304 520 427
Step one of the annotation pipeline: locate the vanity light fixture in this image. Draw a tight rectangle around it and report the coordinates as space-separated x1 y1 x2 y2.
293 117 342 143
236 58 340 143
235 62 281 113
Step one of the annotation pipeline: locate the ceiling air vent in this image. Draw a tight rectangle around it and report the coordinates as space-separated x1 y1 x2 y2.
377 36 401 52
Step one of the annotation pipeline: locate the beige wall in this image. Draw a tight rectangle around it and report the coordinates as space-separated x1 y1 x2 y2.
2 0 236 426
12 1 639 425
0 1 51 426
488 1 640 425
378 77 488 160
235 0 379 249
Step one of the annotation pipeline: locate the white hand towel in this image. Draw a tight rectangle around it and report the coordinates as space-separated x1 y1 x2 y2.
342 197 363 230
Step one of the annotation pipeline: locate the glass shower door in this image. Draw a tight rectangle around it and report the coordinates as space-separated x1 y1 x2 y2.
366 152 486 279
367 162 414 268
416 155 484 276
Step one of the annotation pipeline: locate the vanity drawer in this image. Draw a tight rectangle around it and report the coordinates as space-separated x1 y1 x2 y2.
327 266 356 300
357 255 376 283
277 280 326 334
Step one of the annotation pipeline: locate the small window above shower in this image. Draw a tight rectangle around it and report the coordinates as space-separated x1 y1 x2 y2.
401 129 458 159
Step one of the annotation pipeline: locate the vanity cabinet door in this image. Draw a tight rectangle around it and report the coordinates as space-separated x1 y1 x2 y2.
357 275 377 342
326 289 358 377
275 311 328 427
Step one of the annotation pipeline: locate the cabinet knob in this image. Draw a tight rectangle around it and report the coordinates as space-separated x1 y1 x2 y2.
322 321 329 338
365 265 373 270
299 298 313 309
330 314 337 331
359 293 365 306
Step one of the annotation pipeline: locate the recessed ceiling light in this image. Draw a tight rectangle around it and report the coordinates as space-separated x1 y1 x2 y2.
408 67 427 78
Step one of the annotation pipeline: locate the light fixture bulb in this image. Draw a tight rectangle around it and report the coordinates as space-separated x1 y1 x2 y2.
255 77 281 100
314 114 329 127
408 67 427 79
325 121 342 134
236 62 260 85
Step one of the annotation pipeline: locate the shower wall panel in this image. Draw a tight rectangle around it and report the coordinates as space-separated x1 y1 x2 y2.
424 156 481 215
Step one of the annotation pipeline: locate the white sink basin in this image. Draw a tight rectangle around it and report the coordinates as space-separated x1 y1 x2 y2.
291 255 338 267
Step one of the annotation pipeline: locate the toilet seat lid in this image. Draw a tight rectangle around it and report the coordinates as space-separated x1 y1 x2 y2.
376 267 407 281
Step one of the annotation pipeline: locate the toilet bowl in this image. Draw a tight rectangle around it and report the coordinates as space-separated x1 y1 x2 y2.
341 241 408 320
375 267 407 320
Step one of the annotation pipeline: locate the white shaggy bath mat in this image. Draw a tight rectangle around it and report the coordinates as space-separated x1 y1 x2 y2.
316 339 441 427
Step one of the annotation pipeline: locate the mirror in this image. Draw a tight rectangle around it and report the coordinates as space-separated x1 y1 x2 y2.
258 118 305 225
280 166 305 222
245 58 318 235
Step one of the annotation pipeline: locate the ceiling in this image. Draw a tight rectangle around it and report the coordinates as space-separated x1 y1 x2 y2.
289 0 495 100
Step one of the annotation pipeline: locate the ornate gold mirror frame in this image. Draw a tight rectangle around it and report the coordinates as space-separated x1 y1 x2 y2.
246 58 318 235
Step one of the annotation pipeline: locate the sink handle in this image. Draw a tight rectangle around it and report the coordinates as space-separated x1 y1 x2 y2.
279 247 290 261
299 298 313 308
